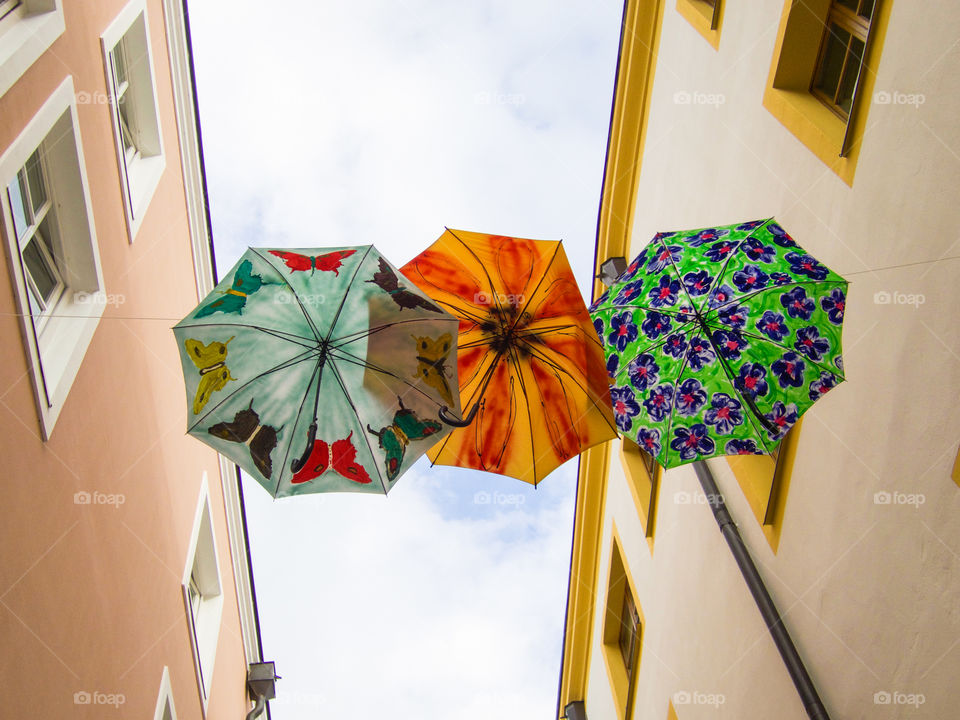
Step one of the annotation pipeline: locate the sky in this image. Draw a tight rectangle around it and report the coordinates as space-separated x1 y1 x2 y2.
187 1 624 717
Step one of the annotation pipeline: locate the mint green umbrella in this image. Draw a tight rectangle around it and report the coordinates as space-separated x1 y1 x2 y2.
174 246 462 497
590 218 846 469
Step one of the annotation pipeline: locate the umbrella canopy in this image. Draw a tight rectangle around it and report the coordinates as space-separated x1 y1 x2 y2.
400 229 617 485
590 218 846 468
174 246 461 497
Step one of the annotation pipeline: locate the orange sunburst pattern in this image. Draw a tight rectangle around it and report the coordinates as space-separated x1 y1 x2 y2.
400 229 616 484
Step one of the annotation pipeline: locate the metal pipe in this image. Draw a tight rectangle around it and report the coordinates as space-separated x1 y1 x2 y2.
693 461 831 720
245 695 266 720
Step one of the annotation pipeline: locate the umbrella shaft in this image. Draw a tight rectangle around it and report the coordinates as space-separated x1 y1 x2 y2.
693 461 831 720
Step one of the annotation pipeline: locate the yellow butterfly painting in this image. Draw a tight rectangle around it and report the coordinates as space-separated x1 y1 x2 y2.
185 337 236 414
412 333 454 406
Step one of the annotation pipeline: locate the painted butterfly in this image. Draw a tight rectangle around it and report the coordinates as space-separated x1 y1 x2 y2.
290 431 373 485
269 249 356 275
208 401 279 478
412 333 454 406
367 397 443 481
195 260 270 317
367 258 442 313
184 337 236 414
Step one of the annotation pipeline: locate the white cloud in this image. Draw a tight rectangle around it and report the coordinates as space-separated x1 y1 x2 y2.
243 465 576 719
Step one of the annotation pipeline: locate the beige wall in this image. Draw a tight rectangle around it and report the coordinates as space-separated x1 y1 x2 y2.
585 1 960 718
0 1 251 717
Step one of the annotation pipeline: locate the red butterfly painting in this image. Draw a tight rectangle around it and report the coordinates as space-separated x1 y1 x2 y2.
269 249 356 275
290 431 373 484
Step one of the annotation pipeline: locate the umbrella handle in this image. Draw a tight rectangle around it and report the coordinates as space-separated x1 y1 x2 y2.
438 401 481 428
290 421 318 473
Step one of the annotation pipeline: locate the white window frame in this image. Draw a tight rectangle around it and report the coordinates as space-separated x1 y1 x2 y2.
153 666 178 720
182 474 224 714
101 0 165 242
0 0 64 99
1 76 105 440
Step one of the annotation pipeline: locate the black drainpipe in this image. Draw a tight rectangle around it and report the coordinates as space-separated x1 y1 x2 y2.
693 461 830 720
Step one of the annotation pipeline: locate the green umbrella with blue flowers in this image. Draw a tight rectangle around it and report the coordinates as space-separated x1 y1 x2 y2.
174 246 462 497
589 218 846 469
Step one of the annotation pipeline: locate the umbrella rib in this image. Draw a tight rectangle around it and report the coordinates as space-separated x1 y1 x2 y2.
274 357 325 497
702 318 847 381
328 348 447 408
445 228 509 319
331 317 457 349
603 301 698 320
187 348 320 432
618 318 700 360
693 323 779 452
428 349 502 459
178 321 317 347
321 245 376 346
522 322 605 351
250 326 321 351
510 242 562 331
659 232 706 318
521 340 619 436
702 279 847 318
327 358 390 494
249 248 323 341
699 218 773 314
660 334 696 469
506 343 538 485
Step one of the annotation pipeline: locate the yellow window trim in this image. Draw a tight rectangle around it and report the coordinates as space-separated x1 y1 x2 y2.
601 526 644 720
668 698 679 719
676 0 723 50
762 0 893 186
952 445 960 488
559 0 666 714
725 418 803 553
620 438 663 550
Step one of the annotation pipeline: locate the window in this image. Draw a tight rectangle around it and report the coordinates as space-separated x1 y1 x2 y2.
7 149 64 333
676 0 723 49
0 0 65 99
153 666 178 720
725 419 803 552
1 77 105 439
101 0 165 241
762 0 889 185
620 438 662 548
182 475 224 710
601 532 642 719
810 1 873 120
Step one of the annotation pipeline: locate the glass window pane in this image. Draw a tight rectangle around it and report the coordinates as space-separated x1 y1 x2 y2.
858 0 874 21
37 215 59 260
7 173 30 239
835 0 858 12
836 36 866 115
112 40 129 88
618 591 637 674
25 151 46 214
23 239 58 304
813 24 851 100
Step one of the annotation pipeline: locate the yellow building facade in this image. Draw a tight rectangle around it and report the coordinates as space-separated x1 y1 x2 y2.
0 1 268 717
559 1 960 718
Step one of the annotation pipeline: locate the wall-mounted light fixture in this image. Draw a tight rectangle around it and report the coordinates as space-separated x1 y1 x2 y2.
596 256 627 287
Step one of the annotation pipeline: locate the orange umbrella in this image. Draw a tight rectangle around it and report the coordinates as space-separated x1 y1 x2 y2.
401 229 616 485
